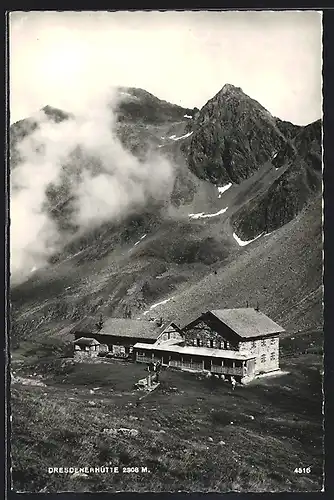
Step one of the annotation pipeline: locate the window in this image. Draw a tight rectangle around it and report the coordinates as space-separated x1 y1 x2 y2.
206 340 211 348
138 351 145 357
270 338 276 345
252 341 256 349
129 346 133 354
270 352 275 360
261 339 266 347
212 340 217 349
226 342 230 350
261 354 266 363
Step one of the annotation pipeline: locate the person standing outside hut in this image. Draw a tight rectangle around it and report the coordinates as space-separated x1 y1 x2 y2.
146 361 154 388
231 376 236 391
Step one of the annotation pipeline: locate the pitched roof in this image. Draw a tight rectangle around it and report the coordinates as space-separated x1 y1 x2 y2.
133 342 255 360
208 308 285 339
99 318 162 339
72 316 164 340
74 337 100 347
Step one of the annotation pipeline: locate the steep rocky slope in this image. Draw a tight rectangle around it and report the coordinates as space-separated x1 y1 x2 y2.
232 119 322 239
178 84 321 239
182 84 290 184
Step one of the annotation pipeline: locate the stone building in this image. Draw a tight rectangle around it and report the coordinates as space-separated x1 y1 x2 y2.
134 308 284 384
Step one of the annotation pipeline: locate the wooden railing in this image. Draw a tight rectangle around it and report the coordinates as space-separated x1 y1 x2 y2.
137 356 244 376
169 360 182 368
171 362 204 371
187 363 204 371
211 365 244 376
136 355 153 363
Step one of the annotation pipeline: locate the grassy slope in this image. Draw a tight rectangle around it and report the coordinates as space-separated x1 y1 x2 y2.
11 328 322 493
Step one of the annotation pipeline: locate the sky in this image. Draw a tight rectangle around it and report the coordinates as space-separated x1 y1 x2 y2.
9 10 322 125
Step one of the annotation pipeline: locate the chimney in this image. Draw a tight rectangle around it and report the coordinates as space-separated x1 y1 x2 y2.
246 301 249 308
255 302 260 312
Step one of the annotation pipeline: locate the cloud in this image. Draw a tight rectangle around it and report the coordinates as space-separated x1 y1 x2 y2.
10 90 175 284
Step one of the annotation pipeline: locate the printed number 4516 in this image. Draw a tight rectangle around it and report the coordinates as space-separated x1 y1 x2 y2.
294 467 311 474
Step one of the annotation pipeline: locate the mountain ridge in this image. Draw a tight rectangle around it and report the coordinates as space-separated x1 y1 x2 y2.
10 83 322 347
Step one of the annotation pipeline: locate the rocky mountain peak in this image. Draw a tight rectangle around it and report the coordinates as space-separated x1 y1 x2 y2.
219 83 244 95
183 84 284 186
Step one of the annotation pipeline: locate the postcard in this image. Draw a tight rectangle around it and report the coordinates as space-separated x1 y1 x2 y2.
8 9 323 493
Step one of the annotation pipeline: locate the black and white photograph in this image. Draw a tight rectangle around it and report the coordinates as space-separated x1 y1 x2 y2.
9 10 323 493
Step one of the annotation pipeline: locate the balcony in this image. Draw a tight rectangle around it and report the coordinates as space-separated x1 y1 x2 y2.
136 355 245 376
211 365 244 376
168 360 244 375
136 355 153 364
169 360 204 371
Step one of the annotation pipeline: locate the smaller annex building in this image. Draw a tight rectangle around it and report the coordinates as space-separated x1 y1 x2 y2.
71 317 182 359
133 308 285 384
73 337 108 361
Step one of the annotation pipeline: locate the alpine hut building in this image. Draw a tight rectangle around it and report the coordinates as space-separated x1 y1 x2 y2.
133 308 285 384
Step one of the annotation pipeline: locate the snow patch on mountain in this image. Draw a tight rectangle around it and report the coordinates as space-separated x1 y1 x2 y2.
143 297 174 316
184 114 193 119
169 131 193 141
233 232 264 247
119 91 139 100
134 234 147 246
189 207 228 220
217 183 232 198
